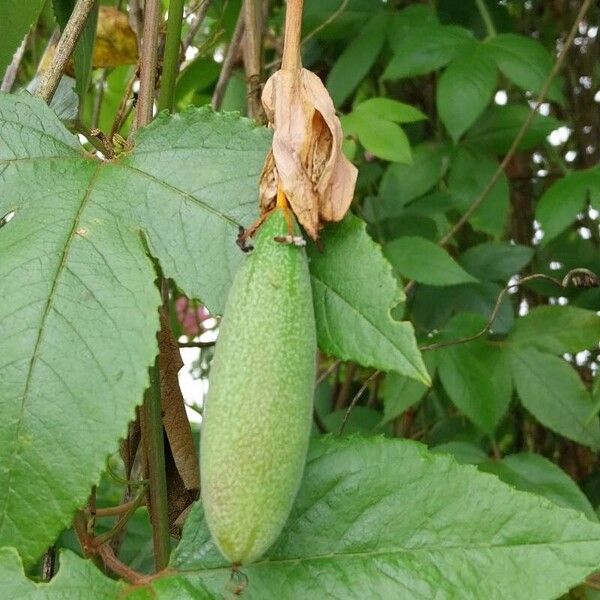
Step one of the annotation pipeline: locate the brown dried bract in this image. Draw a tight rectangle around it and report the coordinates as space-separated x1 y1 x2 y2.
258 68 357 241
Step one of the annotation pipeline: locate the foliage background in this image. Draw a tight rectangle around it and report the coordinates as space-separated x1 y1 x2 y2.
0 0 599 598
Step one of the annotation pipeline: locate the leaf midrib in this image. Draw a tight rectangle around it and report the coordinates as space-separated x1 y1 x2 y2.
169 535 600 577
0 163 102 534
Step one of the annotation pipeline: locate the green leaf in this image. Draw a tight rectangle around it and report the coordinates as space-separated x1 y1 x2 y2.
0 95 270 566
459 242 534 281
381 354 435 424
386 4 438 50
383 24 473 80
149 436 600 599
378 142 450 206
175 57 220 106
353 97 427 124
447 146 509 238
383 236 478 286
322 407 383 435
307 215 429 384
302 0 374 40
536 166 600 244
435 314 512 433
511 348 600 450
432 441 489 464
437 42 497 142
0 547 121 598
466 104 562 154
52 0 99 100
343 112 411 163
480 453 597 521
326 13 388 106
0 1 45 79
485 34 564 103
509 306 600 354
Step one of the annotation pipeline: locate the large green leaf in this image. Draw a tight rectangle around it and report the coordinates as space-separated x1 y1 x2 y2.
480 453 597 521
378 142 450 205
466 105 561 154
326 12 388 106
437 42 497 142
384 236 478 286
459 242 534 281
485 34 564 103
435 314 512 433
307 216 429 384
0 547 121 598
536 166 600 244
0 1 45 79
509 306 600 354
447 146 509 238
0 94 270 566
511 347 600 450
144 437 600 599
383 24 472 80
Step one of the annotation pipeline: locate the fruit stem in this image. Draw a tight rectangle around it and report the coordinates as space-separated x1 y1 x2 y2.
281 0 304 73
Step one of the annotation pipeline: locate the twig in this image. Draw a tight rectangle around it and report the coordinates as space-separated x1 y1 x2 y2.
158 0 185 112
1 31 30 92
93 498 142 518
418 268 597 352
437 0 594 248
302 0 348 45
135 0 162 129
474 0 497 37
339 371 379 435
212 10 245 110
281 0 303 72
109 70 136 139
96 544 153 585
92 485 148 546
34 0 97 103
182 0 214 51
315 359 341 388
91 69 109 129
242 0 264 119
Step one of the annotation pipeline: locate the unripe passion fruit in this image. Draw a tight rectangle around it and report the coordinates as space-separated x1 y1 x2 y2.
200 208 316 564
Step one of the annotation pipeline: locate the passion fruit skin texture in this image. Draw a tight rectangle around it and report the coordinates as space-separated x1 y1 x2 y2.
200 208 316 565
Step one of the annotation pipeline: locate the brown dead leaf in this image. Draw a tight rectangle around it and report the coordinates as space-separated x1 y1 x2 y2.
258 68 357 240
39 6 138 76
158 308 199 492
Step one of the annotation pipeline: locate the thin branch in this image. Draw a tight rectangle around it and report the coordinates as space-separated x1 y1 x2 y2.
437 0 594 248
281 0 303 72
212 10 245 111
418 268 598 353
338 371 379 435
474 0 497 37
302 0 348 45
242 0 264 120
1 31 30 92
158 0 185 112
34 0 97 103
135 0 163 129
178 340 215 348
182 0 214 51
93 498 142 518
96 544 153 585
315 359 341 388
91 68 109 129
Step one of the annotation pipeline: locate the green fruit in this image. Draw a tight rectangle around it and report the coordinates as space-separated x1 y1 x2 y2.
200 208 316 565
